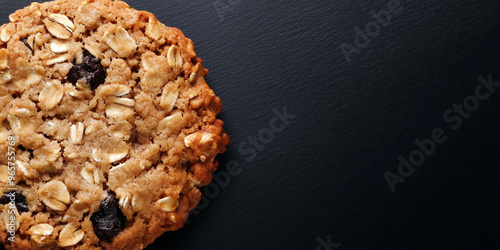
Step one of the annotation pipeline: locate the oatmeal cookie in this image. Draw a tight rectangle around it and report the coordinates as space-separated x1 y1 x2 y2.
0 0 229 249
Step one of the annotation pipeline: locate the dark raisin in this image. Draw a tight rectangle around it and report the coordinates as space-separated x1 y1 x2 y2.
180 159 191 169
0 192 29 213
90 191 126 241
20 37 32 52
67 49 106 91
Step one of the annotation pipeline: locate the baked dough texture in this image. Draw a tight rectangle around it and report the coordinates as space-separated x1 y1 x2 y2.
0 0 230 249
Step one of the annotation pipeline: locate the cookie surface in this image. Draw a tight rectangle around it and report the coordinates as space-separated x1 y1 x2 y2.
0 0 229 249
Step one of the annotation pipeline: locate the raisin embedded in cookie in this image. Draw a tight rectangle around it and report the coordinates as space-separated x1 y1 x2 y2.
0 0 229 249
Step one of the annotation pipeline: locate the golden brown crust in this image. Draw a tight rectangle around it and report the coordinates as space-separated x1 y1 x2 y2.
0 0 229 249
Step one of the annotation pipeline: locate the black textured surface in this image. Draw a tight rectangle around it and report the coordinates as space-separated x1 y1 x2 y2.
1 1 500 249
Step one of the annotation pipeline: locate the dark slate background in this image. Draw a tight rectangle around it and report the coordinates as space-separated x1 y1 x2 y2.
2 0 500 249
